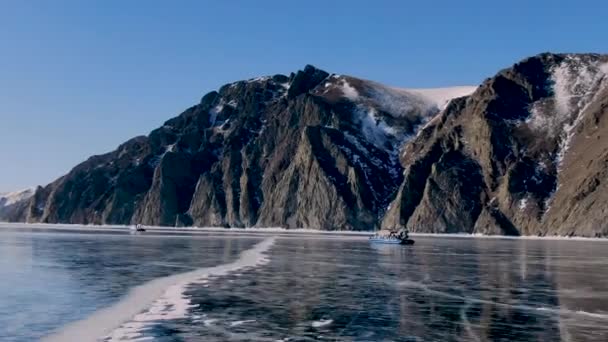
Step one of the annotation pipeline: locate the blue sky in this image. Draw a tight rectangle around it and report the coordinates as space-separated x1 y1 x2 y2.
1 0 606 191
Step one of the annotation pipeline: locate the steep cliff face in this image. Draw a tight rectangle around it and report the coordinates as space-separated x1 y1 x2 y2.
23 65 466 230
382 53 608 237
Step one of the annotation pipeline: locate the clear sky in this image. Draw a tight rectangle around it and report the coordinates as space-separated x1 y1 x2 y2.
1 0 606 191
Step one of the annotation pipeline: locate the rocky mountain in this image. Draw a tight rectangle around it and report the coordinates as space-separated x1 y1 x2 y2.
0 188 34 222
5 65 471 230
5 53 608 236
382 53 608 237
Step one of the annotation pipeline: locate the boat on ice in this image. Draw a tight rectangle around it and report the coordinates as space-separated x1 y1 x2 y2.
369 229 414 245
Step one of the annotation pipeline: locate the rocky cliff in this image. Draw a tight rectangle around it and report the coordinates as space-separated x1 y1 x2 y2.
382 53 608 237
9 65 470 230
5 53 608 236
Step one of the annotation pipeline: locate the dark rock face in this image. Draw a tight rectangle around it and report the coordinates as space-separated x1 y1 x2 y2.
23 66 447 230
382 53 608 237
15 53 608 236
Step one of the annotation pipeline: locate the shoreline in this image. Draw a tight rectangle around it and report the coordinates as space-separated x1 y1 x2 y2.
0 222 606 241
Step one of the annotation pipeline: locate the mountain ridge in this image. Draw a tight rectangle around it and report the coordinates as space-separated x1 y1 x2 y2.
3 53 608 236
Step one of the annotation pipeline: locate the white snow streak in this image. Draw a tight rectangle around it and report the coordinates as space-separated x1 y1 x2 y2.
356 106 397 148
518 198 529 211
553 57 607 167
209 100 224 126
247 76 270 83
226 99 237 108
339 79 359 100
525 56 608 168
44 238 275 342
164 143 176 153
311 319 333 328
229 320 257 327
552 57 603 119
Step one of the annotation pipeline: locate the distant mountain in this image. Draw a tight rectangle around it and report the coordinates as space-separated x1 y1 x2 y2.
7 53 608 236
0 188 34 222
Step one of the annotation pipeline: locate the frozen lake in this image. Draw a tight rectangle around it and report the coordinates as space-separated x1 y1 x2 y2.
0 227 607 341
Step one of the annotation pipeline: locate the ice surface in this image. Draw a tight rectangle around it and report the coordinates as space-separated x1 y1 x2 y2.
311 319 333 327
229 319 256 327
43 237 276 342
3 227 608 342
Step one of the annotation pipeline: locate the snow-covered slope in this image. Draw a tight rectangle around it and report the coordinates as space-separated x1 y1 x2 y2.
408 86 478 110
0 187 35 208
313 74 477 157
524 55 608 167
317 75 476 118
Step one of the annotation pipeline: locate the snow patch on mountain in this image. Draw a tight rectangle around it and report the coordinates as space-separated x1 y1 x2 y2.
356 106 399 147
322 77 477 172
552 56 604 117
524 55 608 167
247 76 271 83
338 79 359 100
0 187 35 207
165 143 177 153
518 197 529 211
364 82 438 118
227 99 238 108
209 100 225 125
408 86 477 110
600 62 608 75
330 75 476 118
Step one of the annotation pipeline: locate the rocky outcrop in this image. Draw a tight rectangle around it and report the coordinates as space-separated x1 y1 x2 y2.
382 53 608 237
